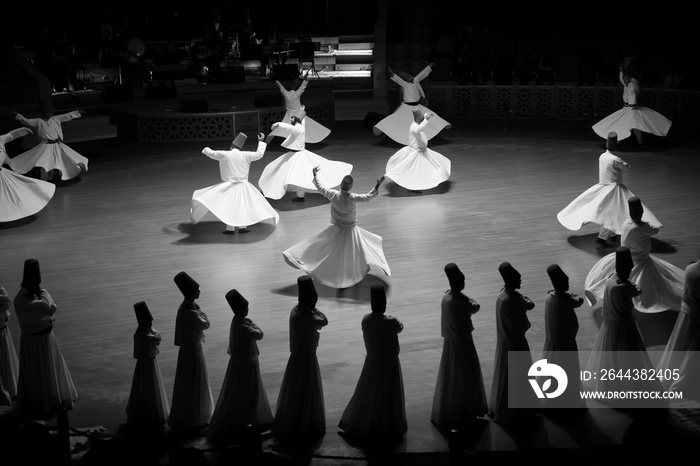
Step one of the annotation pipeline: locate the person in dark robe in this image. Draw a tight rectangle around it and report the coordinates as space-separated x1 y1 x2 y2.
168 271 213 433
431 263 487 430
207 289 274 442
274 276 328 442
489 262 536 425
339 284 407 444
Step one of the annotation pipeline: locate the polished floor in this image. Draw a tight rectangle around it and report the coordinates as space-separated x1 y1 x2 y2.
1 114 699 464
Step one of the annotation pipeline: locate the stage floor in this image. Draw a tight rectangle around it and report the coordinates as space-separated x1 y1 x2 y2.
1 118 699 465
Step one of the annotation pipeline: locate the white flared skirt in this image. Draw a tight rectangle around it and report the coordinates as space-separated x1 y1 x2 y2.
557 182 662 233
191 180 279 228
283 224 391 288
585 254 684 313
373 103 451 145
592 106 672 141
657 310 700 377
267 108 331 144
585 321 665 397
7 142 88 181
385 146 451 190
258 149 352 200
0 169 56 222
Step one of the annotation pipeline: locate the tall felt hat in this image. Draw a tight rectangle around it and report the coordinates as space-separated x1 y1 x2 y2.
498 261 521 284
546 264 569 291
22 259 41 286
225 289 249 314
444 263 465 288
174 271 199 297
134 301 153 326
297 275 317 304
615 246 634 278
628 196 643 220
232 132 247 149
370 284 387 312
412 107 423 119
293 109 306 122
606 132 618 150
340 175 353 191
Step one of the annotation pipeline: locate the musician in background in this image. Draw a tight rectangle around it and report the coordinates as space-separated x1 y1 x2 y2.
98 9 116 66
262 23 286 73
203 8 226 78
34 23 70 93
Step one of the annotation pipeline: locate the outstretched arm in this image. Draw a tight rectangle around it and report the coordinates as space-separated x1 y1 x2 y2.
54 110 85 123
202 147 226 160
1 127 32 144
618 66 626 87
416 114 433 131
311 167 336 201
414 63 435 82
13 112 34 127
350 175 383 203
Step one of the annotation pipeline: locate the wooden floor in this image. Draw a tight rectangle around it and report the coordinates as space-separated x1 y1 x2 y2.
1 117 700 464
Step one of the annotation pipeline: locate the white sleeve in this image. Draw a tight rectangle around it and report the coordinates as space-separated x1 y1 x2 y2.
202 148 226 160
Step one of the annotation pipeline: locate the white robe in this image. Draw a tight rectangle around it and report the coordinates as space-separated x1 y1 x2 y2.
283 176 390 288
373 66 451 145
585 220 684 313
592 74 672 140
1 128 55 222
8 112 89 181
259 122 352 199
266 80 330 144
557 150 661 234
190 142 279 228
384 117 451 190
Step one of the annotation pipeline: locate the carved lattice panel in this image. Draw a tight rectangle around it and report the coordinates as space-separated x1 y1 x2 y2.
596 88 620 118
535 87 554 119
474 87 493 117
138 114 234 142
555 87 575 119
515 87 535 118
455 87 472 117
577 87 597 118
